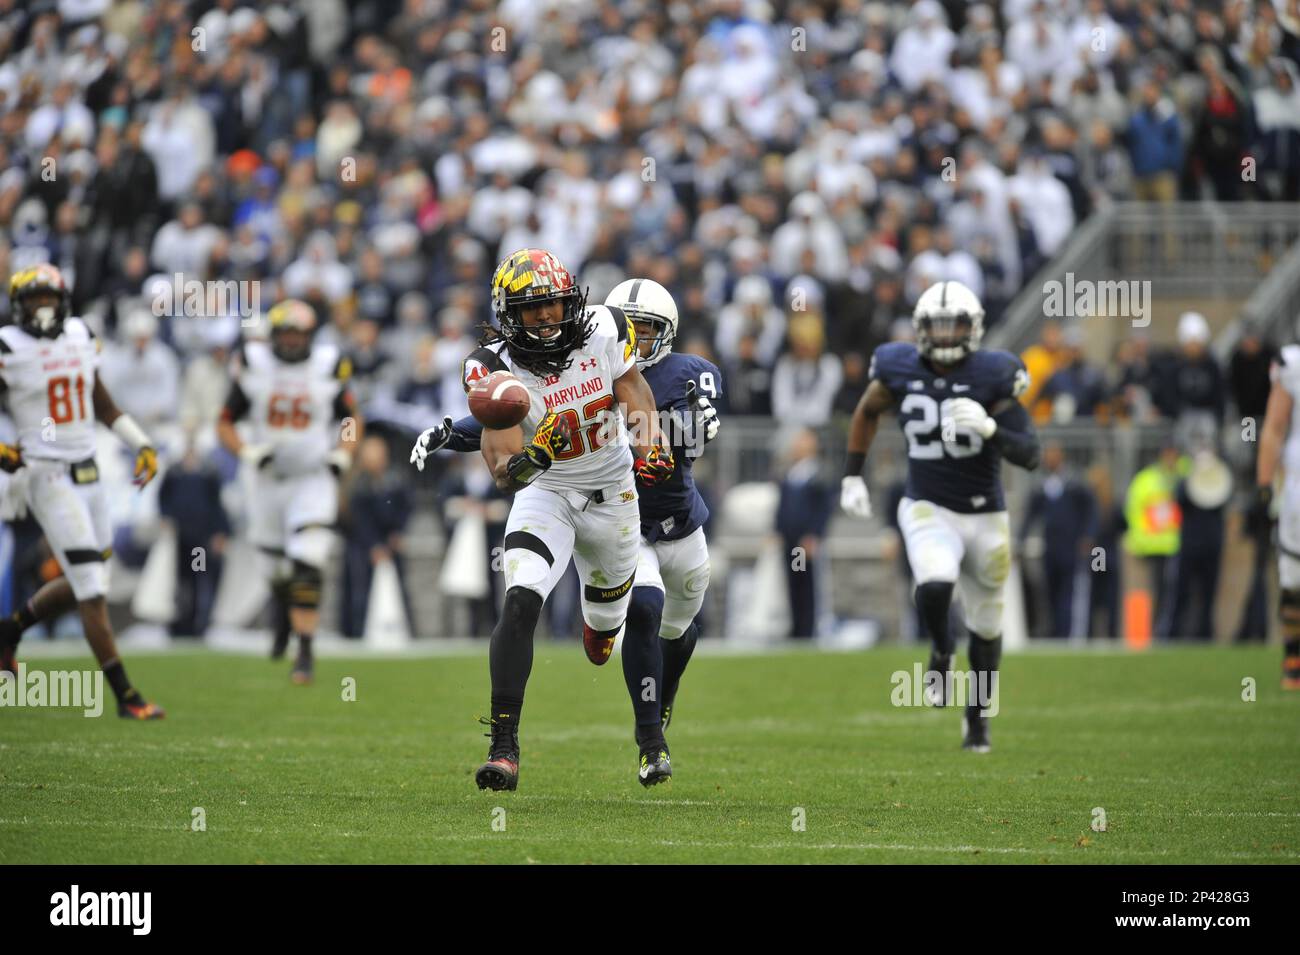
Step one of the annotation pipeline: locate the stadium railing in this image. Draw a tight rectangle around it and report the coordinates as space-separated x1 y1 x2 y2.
1214 238 1300 361
988 201 1300 358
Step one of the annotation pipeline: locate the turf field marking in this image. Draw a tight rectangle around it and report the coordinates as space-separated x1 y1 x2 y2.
6 818 1296 861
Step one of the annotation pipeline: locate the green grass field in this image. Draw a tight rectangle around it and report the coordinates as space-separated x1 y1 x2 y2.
2 644 1297 864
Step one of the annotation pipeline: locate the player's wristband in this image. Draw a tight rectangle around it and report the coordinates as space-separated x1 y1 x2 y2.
844 451 866 477
111 414 152 452
506 446 550 486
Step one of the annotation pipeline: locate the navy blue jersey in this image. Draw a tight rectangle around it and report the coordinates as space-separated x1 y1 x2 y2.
440 351 722 542
639 351 722 543
870 342 1029 514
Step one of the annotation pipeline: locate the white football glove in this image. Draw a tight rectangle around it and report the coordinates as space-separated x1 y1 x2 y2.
841 475 872 518
945 397 997 439
240 443 273 470
697 397 720 443
410 416 455 472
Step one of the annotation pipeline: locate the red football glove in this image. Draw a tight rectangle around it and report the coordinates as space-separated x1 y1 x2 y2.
634 446 675 486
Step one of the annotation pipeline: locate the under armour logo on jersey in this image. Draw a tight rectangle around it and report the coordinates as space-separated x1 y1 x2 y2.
971 495 987 508
952 383 971 393
580 358 596 372
909 380 924 390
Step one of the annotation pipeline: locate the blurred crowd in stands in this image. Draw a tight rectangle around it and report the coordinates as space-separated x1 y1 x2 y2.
0 0 1297 640
1004 310 1275 643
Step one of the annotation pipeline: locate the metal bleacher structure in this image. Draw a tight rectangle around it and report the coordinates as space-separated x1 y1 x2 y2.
389 202 1300 644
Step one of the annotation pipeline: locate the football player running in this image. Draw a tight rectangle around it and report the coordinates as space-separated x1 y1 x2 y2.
1253 341 1300 690
216 299 362 684
603 278 720 773
0 265 165 719
412 277 721 787
421 249 672 792
841 281 1039 752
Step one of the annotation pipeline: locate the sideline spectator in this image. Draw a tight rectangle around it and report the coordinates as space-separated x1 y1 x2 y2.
1124 444 1186 640
776 429 834 640
339 436 412 639
1020 443 1098 638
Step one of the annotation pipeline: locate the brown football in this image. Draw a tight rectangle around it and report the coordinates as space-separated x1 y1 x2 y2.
468 370 532 429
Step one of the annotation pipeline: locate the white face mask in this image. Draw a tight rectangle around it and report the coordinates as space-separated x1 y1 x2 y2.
32 304 58 332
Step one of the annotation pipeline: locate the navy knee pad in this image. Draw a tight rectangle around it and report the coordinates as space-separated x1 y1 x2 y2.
627 586 665 640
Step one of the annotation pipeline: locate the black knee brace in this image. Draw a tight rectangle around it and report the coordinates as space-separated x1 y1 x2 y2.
915 581 956 654
287 561 323 610
499 586 543 637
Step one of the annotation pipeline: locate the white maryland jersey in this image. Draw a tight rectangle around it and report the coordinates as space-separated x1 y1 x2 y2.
0 317 100 462
462 305 637 493
225 340 354 477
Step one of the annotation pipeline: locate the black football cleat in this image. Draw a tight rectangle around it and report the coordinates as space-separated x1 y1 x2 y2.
924 651 953 707
475 717 520 792
962 707 991 753
635 724 671 787
291 652 314 685
118 696 166 720
638 746 672 787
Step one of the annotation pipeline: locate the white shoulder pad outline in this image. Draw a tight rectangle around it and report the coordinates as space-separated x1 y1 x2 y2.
62 316 93 343
309 341 341 377
241 339 275 374
0 324 30 352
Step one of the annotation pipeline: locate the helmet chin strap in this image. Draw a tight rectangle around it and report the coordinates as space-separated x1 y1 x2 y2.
638 334 672 368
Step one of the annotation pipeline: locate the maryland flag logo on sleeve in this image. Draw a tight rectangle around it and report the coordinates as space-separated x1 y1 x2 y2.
623 317 637 363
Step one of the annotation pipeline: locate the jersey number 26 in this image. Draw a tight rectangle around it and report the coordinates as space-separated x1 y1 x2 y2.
900 393 983 459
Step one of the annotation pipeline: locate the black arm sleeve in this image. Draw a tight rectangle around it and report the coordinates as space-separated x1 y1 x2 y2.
990 400 1040 470
221 380 251 423
447 415 484 453
332 386 357 421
